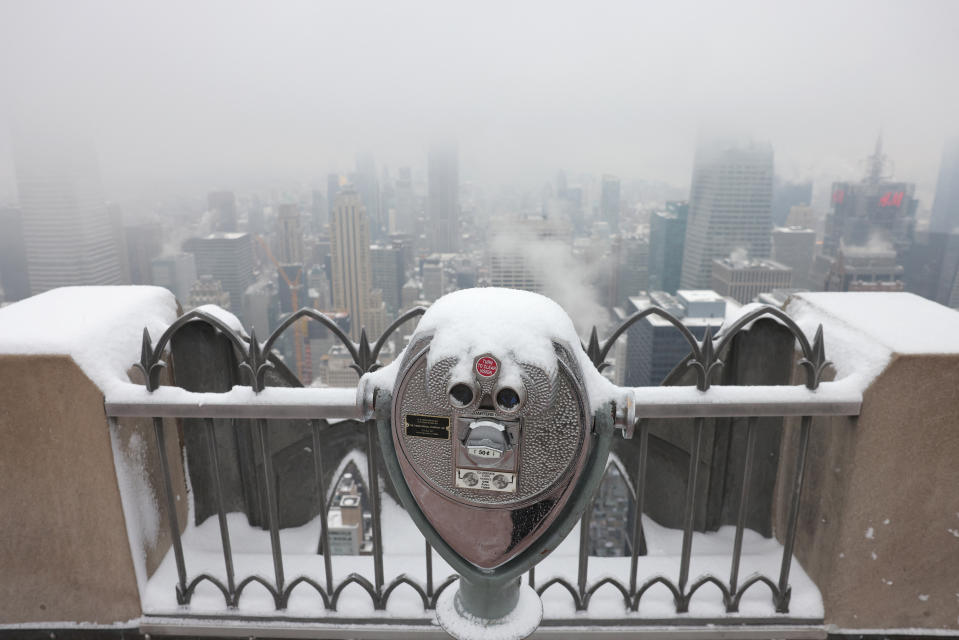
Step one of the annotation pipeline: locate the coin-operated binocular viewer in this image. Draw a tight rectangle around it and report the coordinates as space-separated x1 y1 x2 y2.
366 289 620 639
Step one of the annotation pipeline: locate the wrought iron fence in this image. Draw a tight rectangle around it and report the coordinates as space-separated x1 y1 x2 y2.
105 303 861 627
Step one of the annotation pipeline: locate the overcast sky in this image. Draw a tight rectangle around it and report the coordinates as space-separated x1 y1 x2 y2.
1 0 957 203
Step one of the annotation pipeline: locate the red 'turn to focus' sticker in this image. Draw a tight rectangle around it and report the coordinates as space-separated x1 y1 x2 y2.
475 356 498 377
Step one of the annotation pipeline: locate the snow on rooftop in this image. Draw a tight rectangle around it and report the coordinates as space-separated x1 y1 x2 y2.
204 231 248 240
676 289 722 302
0 286 178 395
774 225 816 233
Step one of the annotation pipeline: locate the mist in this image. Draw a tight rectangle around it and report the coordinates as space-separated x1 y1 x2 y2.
2 0 958 203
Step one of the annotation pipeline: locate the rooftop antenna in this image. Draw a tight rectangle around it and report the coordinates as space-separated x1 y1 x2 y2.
866 130 888 184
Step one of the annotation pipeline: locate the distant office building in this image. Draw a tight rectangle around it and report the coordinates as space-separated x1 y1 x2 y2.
326 473 368 555
379 166 395 234
648 201 689 294
188 275 232 310
124 223 162 285
242 278 277 335
208 190 237 232
711 255 792 304
680 139 774 289
371 245 404 313
275 203 304 264
151 253 198 304
394 167 415 235
327 495 363 555
556 183 585 232
326 174 341 220
451 253 478 290
311 189 326 232
588 463 635 557
389 232 415 275
772 179 813 226
401 279 421 310
609 234 649 308
487 215 571 293
624 290 726 387
772 226 816 289
183 232 255 314
15 136 123 294
600 175 621 230
820 245 904 292
246 195 266 235
365 289 389 338
930 138 959 233
903 231 959 306
0 208 30 302
421 256 446 302
329 188 373 340
322 344 362 388
786 205 818 231
308 310 349 376
489 250 541 292
824 138 917 258
428 144 459 253
355 152 383 241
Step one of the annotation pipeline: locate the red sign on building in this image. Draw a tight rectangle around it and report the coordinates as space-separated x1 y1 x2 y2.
879 191 904 208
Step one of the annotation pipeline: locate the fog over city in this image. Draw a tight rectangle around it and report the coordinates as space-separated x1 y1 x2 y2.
1 0 958 200
2 0 959 343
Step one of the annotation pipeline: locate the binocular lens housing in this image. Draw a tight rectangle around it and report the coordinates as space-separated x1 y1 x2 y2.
449 383 474 407
496 387 521 410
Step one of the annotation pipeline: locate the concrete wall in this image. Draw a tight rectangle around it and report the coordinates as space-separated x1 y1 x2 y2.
775 354 959 631
0 354 184 624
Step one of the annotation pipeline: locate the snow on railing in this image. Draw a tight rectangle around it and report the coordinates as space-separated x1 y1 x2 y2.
106 302 860 630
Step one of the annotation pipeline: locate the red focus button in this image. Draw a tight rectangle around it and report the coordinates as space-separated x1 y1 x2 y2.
476 356 498 377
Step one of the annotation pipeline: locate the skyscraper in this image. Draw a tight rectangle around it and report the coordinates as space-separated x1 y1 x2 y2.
183 232 255 315
151 253 198 305
370 244 404 313
609 234 649 308
207 190 238 232
823 137 917 258
710 255 792 304
623 290 726 387
326 173 341 219
930 138 959 234
394 167 415 235
428 144 459 253
772 179 813 227
14 136 123 294
772 226 816 289
648 201 689 294
123 222 162 285
600 175 621 230
311 189 327 232
355 152 383 241
329 188 373 339
680 139 774 289
0 208 30 302
275 203 304 264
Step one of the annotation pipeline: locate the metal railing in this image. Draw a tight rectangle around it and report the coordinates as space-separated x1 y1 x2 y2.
105 303 861 630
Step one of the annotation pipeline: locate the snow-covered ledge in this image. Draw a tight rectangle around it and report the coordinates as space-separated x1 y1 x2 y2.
0 286 180 626
778 292 959 635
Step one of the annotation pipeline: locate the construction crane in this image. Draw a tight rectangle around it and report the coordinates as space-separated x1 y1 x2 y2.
255 234 309 381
